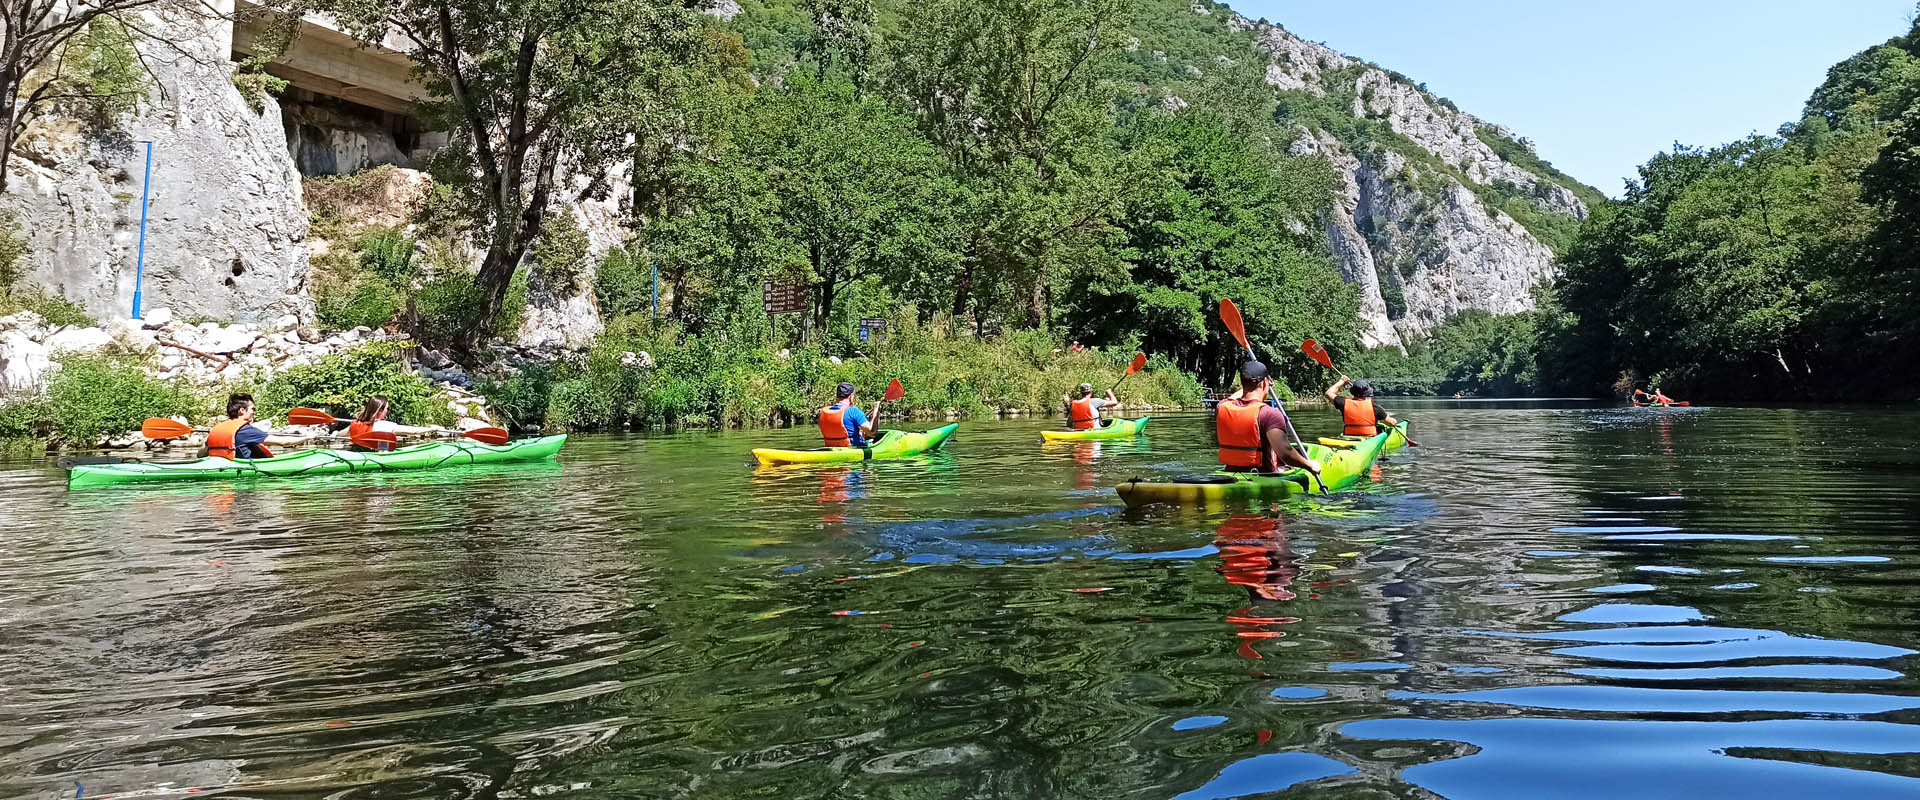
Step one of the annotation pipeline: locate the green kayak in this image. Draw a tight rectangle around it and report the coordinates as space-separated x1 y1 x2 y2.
1041 417 1149 442
753 423 959 466
1114 427 1391 508
67 435 569 489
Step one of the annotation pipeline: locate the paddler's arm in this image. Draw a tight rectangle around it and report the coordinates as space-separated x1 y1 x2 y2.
1324 376 1349 403
262 432 313 446
1264 426 1321 475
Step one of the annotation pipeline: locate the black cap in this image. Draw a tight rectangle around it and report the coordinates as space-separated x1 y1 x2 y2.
836 381 856 398
1240 361 1268 382
1350 379 1372 397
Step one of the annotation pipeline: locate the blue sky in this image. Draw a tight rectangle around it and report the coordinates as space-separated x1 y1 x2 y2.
1231 0 1918 195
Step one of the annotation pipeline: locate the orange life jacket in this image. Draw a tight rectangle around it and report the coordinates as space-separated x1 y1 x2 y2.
1342 397 1378 437
346 420 394 452
1217 399 1265 469
206 418 271 460
819 405 851 446
1068 397 1098 429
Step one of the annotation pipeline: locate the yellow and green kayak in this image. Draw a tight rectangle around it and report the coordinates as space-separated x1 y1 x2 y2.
1316 420 1411 452
67 435 569 489
1040 417 1149 442
753 423 959 467
1115 427 1391 508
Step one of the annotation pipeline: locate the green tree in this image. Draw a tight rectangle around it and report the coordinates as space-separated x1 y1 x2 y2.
314 0 699 349
888 0 1133 328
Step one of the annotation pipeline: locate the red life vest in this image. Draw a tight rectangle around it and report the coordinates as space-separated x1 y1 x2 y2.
818 405 851 446
1069 397 1098 429
1342 397 1378 437
347 420 373 439
206 418 271 460
1217 400 1265 469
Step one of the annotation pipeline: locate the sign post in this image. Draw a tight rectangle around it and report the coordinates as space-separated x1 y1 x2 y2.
763 282 807 316
858 317 887 345
131 140 154 319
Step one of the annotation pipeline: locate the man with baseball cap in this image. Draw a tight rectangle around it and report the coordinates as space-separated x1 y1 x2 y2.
818 381 881 447
1064 382 1120 430
1217 361 1321 476
1324 375 1399 437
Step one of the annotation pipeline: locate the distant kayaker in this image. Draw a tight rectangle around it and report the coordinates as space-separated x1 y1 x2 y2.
819 381 880 448
1650 387 1674 405
1218 361 1321 477
1064 383 1119 430
203 393 312 460
347 395 440 452
1324 376 1400 437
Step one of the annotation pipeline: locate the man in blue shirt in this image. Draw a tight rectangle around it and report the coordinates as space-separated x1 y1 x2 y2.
818 381 880 447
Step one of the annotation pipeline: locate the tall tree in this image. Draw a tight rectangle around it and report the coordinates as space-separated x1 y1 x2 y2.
888 0 1131 329
318 0 698 348
0 0 163 192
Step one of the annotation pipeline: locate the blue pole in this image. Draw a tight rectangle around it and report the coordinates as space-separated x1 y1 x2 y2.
131 141 153 319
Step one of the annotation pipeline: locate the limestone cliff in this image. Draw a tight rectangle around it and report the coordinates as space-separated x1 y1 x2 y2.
1203 2 1596 346
4 5 310 325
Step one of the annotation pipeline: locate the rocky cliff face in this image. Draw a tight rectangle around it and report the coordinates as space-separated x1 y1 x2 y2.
4 6 310 325
1223 3 1590 347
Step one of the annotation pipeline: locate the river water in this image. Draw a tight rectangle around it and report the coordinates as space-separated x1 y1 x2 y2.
3 401 1919 799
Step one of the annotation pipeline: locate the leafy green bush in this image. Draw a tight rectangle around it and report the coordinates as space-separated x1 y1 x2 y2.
532 210 590 293
0 286 92 327
44 352 201 445
480 311 1209 432
314 273 403 330
0 397 48 439
261 342 453 427
414 269 528 348
593 246 651 319
355 226 418 285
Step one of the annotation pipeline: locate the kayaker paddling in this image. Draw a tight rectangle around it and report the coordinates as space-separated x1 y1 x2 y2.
1217 361 1322 478
1324 376 1400 437
202 393 313 460
819 381 881 448
347 396 442 452
1064 383 1119 430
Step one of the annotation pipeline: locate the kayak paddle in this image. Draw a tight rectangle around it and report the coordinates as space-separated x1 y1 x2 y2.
1109 352 1147 392
1302 338 1418 447
1219 298 1324 493
140 416 398 451
289 407 511 445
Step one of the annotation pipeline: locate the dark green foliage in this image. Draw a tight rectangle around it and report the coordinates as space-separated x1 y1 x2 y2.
414 269 528 349
313 273 403 331
260 343 453 427
483 312 1204 431
593 247 653 319
311 226 416 331
356 227 418 285
43 352 201 446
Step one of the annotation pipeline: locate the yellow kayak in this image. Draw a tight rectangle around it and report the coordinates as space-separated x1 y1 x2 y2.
1317 421 1410 452
1115 427 1391 508
1040 417 1149 441
753 424 960 466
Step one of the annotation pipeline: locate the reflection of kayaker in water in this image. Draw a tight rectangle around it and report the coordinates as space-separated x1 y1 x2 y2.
1217 362 1322 477
818 381 880 447
1215 513 1299 658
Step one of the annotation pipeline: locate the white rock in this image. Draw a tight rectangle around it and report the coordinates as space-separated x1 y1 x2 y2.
140 308 173 329
273 314 300 332
160 354 183 369
0 331 53 393
44 326 115 353
828 356 842 365
0 311 49 341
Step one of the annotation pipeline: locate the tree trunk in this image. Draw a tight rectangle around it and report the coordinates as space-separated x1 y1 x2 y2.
0 66 22 194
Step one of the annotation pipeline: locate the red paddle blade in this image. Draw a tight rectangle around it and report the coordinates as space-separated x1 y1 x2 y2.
1219 299 1251 354
288 407 342 426
1126 352 1147 376
141 417 194 439
883 378 905 402
350 431 400 451
464 427 510 445
1301 339 1334 370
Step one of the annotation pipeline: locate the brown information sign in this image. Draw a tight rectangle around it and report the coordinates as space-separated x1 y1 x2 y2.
763 282 807 315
